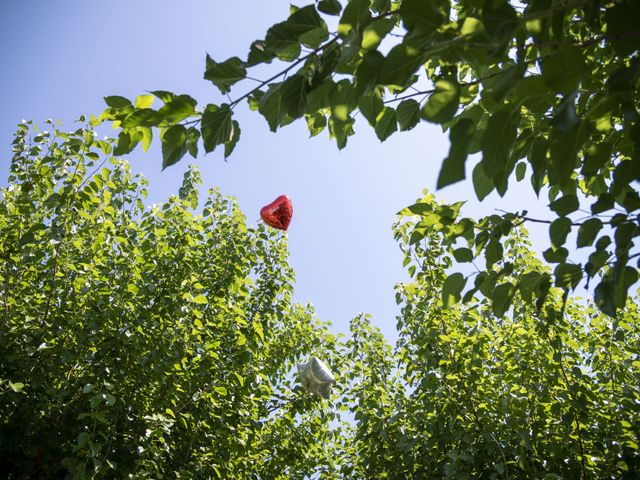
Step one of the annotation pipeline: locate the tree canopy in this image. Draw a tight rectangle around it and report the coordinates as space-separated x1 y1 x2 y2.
1 121 639 478
95 0 640 317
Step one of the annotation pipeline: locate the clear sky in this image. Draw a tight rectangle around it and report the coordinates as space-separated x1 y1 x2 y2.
0 0 552 341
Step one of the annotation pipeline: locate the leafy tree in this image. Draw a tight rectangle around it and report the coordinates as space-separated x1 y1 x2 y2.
0 121 343 478
1 121 638 479
333 193 640 478
96 0 640 317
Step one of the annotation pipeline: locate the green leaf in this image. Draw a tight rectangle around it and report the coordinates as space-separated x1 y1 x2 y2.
481 106 519 178
549 217 572 248
113 129 141 156
9 381 25 393
193 294 208 305
201 104 233 153
528 136 547 195
224 121 241 158
161 125 188 170
554 263 583 290
247 40 275 66
358 91 384 126
150 90 175 103
453 247 473 263
186 127 200 158
396 99 421 131
214 386 228 396
485 238 503 266
515 161 526 181
421 79 460 124
135 94 155 108
265 21 301 61
577 218 603 248
374 107 397 141
280 74 309 118
306 112 327 137
204 55 247 94
355 50 384 96
329 115 354 149
362 18 395 50
591 194 614 214
518 271 543 302
329 80 356 120
104 95 132 109
543 246 569 263
606 0 640 56
594 277 616 316
400 0 449 34
141 127 153 152
258 84 288 132
550 194 579 216
120 109 164 129
472 162 494 201
318 0 342 15
541 46 587 94
442 272 466 307
492 282 516 317
482 0 518 41
338 0 372 36
548 119 591 185
378 44 425 88
158 95 198 124
289 5 329 48
437 118 475 188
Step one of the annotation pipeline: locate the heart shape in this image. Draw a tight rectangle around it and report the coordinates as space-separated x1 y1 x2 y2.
260 195 293 231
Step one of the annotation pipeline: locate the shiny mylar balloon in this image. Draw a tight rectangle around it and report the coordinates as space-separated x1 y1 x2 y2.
297 357 335 399
260 195 293 231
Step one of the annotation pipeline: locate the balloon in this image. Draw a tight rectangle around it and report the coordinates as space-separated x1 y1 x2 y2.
297 357 335 399
260 195 293 231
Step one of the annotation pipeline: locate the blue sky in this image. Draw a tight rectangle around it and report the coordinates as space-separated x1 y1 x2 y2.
0 0 552 341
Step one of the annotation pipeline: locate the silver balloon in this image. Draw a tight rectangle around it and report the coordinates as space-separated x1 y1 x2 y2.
297 357 336 399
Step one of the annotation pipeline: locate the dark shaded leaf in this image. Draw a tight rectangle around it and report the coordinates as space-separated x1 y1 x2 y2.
442 272 466 307
318 0 342 15
437 118 475 188
554 263 583 290
549 217 572 248
224 121 241 158
201 104 233 153
472 162 494 200
204 55 247 94
421 79 460 124
338 0 372 36
374 107 397 141
606 0 640 56
186 127 200 158
161 124 188 170
483 0 518 41
396 99 421 131
492 281 516 317
541 46 587 94
104 96 132 109
378 44 425 88
453 247 473 263
481 106 519 178
550 194 579 216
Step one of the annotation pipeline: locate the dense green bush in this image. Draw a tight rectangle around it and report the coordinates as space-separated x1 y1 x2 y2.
0 122 340 479
334 194 640 478
1 122 638 479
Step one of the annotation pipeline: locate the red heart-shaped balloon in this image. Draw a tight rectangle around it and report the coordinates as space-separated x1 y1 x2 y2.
260 195 293 231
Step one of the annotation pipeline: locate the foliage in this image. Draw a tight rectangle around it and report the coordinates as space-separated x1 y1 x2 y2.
333 193 640 478
1 122 639 479
96 0 640 316
0 122 343 478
